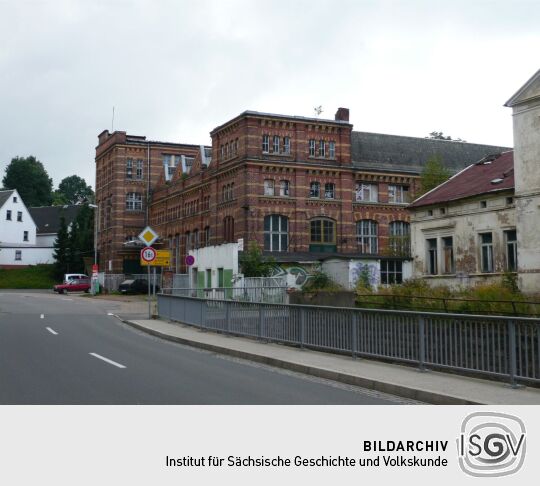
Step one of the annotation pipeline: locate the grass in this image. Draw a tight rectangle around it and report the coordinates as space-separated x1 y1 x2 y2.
0 264 56 289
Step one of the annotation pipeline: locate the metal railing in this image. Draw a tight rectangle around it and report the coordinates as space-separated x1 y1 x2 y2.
162 287 288 304
157 293 540 386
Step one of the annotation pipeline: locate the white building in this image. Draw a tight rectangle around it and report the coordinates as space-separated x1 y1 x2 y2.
504 68 540 293
0 189 82 267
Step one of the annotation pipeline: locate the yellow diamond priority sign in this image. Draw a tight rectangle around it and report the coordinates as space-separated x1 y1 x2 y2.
138 226 159 246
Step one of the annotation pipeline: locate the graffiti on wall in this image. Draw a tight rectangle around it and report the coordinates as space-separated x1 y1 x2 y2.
350 262 379 288
269 263 315 288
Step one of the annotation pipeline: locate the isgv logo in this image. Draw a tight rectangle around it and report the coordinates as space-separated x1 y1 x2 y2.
457 412 526 477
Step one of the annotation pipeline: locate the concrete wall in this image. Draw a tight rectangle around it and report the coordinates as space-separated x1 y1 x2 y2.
0 190 37 245
510 76 540 293
0 246 55 266
410 193 516 289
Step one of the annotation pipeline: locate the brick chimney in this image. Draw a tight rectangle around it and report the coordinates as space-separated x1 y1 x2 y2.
335 107 349 122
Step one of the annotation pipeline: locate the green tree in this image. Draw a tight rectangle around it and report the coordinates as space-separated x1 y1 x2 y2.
418 155 451 196
427 131 466 142
53 216 70 279
54 175 94 205
239 242 275 277
2 156 53 206
53 206 94 277
67 205 94 273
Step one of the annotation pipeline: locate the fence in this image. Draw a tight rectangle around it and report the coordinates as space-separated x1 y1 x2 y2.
157 293 540 386
98 272 168 291
356 293 540 317
163 286 288 304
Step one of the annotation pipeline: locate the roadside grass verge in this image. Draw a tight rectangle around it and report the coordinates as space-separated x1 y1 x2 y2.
0 265 56 289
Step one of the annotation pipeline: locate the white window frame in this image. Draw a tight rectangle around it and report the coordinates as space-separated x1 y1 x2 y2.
356 220 378 254
329 141 335 158
273 135 280 153
126 192 142 211
355 182 378 202
136 159 143 179
264 215 289 252
262 135 270 153
126 158 133 179
388 184 409 204
324 183 335 199
15 250 22 261
280 180 290 197
309 181 320 198
309 139 315 157
480 233 494 273
264 179 275 196
319 140 326 157
283 137 290 154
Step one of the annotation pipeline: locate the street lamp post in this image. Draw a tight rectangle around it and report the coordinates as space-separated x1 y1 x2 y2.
88 203 99 294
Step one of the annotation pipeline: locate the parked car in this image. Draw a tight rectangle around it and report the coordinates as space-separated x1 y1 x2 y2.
54 279 91 294
118 279 160 294
63 273 89 285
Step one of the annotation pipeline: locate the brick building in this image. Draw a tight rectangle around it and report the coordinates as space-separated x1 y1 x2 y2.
95 108 509 279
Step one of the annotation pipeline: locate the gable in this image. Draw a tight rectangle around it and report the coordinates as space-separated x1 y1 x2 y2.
505 69 540 107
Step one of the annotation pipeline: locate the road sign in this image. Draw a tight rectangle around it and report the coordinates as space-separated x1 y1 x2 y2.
141 246 157 263
92 264 99 274
185 255 195 266
138 226 159 246
141 250 171 267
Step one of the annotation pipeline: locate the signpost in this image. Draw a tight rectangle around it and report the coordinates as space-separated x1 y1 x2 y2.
138 227 159 319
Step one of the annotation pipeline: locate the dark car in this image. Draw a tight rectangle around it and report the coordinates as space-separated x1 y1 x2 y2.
118 279 160 294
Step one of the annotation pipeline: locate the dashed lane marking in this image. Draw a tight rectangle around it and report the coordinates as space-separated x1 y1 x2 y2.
89 353 126 369
46 327 58 335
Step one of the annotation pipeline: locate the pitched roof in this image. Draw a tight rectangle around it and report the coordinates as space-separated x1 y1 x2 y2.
0 189 15 208
28 205 82 234
409 151 514 208
505 68 540 107
351 131 511 174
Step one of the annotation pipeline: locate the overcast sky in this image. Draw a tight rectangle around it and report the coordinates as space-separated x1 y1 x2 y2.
1 0 538 190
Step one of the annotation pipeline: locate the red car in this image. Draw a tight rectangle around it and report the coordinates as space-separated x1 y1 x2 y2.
53 280 91 294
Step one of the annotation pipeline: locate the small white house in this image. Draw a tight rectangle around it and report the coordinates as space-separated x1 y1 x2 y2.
0 189 82 267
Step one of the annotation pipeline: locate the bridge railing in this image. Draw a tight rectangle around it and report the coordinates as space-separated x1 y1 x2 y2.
157 293 540 387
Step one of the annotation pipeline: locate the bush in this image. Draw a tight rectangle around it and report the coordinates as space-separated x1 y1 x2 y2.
0 265 56 289
355 278 539 316
303 270 343 292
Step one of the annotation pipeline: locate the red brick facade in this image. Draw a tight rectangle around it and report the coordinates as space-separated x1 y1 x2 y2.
95 109 418 273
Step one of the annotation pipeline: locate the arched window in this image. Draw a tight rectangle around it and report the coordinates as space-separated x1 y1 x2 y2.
264 215 288 252
356 220 378 254
389 221 410 256
310 218 336 252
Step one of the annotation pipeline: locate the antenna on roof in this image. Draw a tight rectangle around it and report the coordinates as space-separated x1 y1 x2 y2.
314 105 323 117
111 106 115 132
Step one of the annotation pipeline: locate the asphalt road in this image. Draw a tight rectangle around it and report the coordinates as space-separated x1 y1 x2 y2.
0 291 412 405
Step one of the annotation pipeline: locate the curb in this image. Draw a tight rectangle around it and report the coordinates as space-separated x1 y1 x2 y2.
118 316 483 405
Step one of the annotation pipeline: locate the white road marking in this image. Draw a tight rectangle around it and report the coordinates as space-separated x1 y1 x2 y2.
107 312 114 316
40 314 44 319
62 298 73 301
46 327 58 335
89 353 126 369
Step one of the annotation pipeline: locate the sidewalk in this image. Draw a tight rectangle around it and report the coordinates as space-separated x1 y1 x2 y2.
119 316 540 405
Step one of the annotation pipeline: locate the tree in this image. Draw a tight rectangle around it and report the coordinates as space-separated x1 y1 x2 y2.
418 155 451 196
427 131 466 142
239 242 275 277
2 156 53 206
53 216 69 279
54 175 94 205
53 206 94 277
